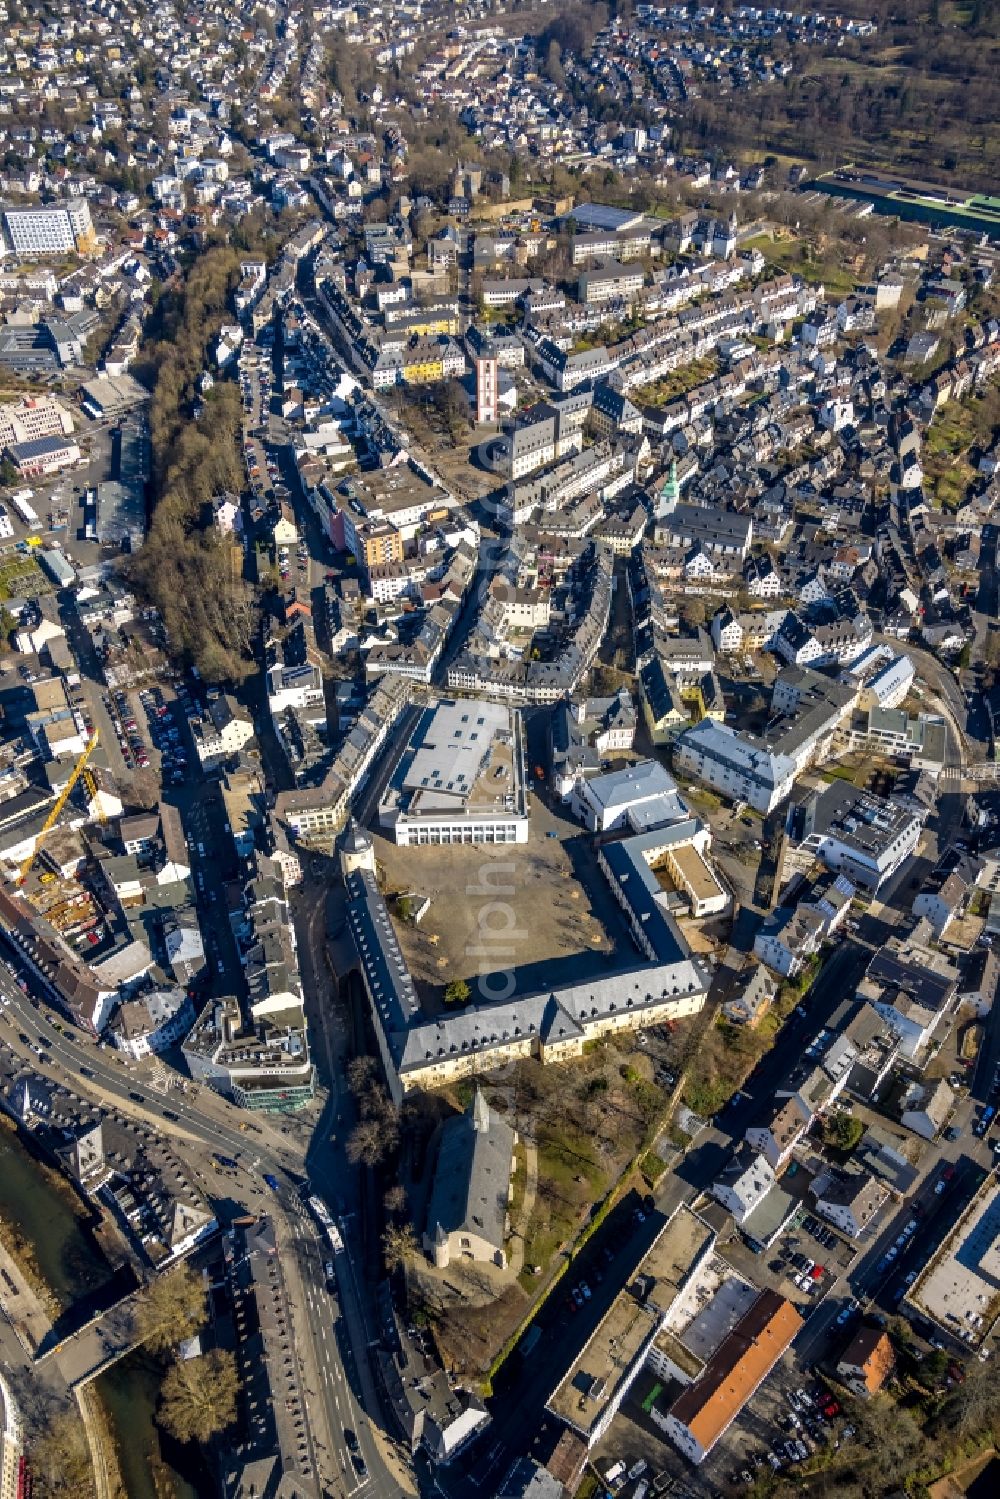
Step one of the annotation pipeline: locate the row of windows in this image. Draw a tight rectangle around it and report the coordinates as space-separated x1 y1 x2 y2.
400 822 521 845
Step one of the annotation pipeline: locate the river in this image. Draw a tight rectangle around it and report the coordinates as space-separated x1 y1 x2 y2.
0 1123 112 1307
96 1352 209 1499
0 1125 208 1499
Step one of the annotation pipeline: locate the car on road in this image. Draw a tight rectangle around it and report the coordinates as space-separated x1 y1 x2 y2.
128 1091 145 1103
213 1153 238 1170
344 1428 360 1455
324 1260 336 1284
350 1453 368 1480
263 1173 280 1191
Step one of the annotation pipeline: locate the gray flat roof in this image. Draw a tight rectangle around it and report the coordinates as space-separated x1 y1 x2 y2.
566 203 646 233
547 1206 715 1438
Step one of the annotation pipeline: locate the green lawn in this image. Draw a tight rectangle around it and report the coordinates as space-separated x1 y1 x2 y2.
519 1120 609 1285
632 356 719 408
744 232 858 299
0 552 48 600
923 399 987 510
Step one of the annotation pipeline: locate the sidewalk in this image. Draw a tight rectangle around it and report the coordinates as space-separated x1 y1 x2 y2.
77 1385 116 1499
368 1422 418 1497
0 1233 54 1353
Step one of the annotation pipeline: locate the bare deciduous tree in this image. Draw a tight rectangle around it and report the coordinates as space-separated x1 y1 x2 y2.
382 1222 418 1272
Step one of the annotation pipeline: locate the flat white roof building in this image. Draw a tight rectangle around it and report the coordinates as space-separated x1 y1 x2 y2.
905 1179 1000 1351
378 697 529 846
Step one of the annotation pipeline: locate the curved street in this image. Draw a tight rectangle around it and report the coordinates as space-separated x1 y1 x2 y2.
0 943 411 1499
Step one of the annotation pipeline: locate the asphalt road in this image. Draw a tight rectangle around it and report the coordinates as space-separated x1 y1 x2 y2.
292 882 412 1499
0 951 398 1499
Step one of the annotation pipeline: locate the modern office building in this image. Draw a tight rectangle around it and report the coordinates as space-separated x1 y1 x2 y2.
0 395 74 448
1 199 96 257
4 434 81 477
378 697 529 847
788 782 922 893
182 996 315 1112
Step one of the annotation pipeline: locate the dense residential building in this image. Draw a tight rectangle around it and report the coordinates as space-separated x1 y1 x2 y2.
661 1292 803 1464
836 1328 896 1399
0 1373 23 1499
674 719 796 814
222 1216 317 1495
0 17 993 1490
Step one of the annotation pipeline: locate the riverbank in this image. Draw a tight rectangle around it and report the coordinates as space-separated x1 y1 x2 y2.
0 1114 115 1310
0 1122 125 1498
97 1350 209 1499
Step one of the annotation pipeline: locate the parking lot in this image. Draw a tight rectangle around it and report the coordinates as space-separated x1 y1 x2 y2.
134 681 193 786
182 794 245 1002
711 1366 851 1493
717 1205 855 1317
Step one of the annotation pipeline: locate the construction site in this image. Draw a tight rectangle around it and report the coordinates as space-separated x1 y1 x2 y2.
5 730 120 957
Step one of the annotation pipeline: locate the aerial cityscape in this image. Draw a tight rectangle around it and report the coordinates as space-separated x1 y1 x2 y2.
0 2 997 1498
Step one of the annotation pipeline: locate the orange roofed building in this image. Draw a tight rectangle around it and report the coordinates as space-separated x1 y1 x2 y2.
662 1290 803 1464
836 1326 895 1398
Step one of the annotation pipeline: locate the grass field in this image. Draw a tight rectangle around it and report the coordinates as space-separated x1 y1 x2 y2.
519 1115 609 1282
632 356 719 408
743 231 857 299
0 552 48 601
923 399 991 510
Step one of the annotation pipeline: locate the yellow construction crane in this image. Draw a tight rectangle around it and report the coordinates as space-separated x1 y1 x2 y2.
17 730 101 887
